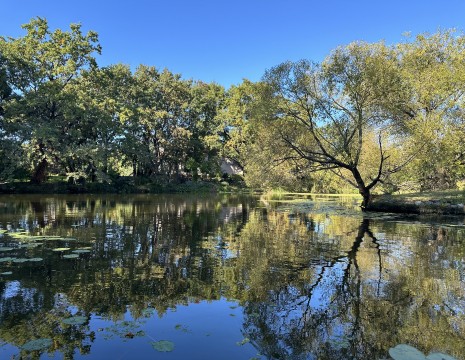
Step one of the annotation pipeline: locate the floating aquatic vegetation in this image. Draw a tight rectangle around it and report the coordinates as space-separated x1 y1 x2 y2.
72 249 91 254
388 344 457 360
62 315 87 325
174 324 190 333
102 320 147 340
8 233 78 243
426 353 457 360
21 338 53 351
151 340 174 352
1 257 42 263
0 247 14 252
388 344 426 360
19 243 42 248
0 229 7 234
12 258 29 263
53 247 71 252
63 254 79 259
1 271 12 275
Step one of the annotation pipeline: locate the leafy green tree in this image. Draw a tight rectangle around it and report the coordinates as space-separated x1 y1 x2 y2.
0 53 25 181
216 80 258 173
261 42 414 208
185 81 225 179
0 17 101 183
67 64 134 181
117 66 225 182
119 66 191 179
392 30 465 191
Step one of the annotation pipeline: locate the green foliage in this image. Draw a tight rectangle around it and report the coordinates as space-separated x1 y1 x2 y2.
1 18 465 196
258 42 409 207
392 30 465 191
0 17 101 184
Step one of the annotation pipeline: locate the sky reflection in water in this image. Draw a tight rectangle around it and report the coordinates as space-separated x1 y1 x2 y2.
0 194 464 359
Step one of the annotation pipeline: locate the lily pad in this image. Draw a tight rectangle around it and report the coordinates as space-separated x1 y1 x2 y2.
28 258 43 262
19 243 42 248
62 315 87 325
0 257 14 262
53 247 71 252
1 271 12 275
151 340 175 352
13 258 29 263
63 254 79 259
389 344 426 360
0 247 14 252
174 324 189 333
72 249 91 254
21 338 53 351
427 353 457 360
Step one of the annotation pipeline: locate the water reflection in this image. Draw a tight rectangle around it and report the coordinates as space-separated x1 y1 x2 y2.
0 194 464 359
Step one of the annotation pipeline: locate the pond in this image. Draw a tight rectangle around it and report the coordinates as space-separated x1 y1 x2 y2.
0 193 464 360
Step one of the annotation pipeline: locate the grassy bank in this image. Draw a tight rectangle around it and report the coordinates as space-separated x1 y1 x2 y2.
369 190 465 215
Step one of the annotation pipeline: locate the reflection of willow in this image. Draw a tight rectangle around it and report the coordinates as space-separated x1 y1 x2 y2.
241 214 465 360
241 218 388 360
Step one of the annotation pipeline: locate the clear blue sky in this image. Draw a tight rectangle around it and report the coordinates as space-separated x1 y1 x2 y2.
1 0 464 87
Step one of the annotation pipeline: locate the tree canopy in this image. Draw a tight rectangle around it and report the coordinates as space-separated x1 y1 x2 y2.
1 18 465 207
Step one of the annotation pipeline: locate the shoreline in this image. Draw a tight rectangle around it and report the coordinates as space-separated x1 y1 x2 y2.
0 180 246 195
368 192 465 215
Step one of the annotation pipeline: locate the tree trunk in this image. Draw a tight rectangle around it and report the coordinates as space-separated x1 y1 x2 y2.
351 167 371 211
132 157 137 178
359 187 371 211
31 158 48 184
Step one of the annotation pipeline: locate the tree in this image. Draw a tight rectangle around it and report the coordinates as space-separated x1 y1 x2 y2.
393 30 465 191
262 42 412 209
0 53 24 182
68 64 134 181
217 80 258 173
0 17 101 183
119 66 193 179
185 81 225 179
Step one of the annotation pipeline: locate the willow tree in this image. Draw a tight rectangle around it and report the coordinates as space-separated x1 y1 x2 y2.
262 42 410 209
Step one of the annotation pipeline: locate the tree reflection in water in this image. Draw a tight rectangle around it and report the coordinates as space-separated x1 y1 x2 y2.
0 195 464 359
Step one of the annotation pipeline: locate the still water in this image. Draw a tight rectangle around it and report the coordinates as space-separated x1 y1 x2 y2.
0 193 464 359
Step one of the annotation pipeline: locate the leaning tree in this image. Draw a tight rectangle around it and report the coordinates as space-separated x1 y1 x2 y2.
262 42 417 209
